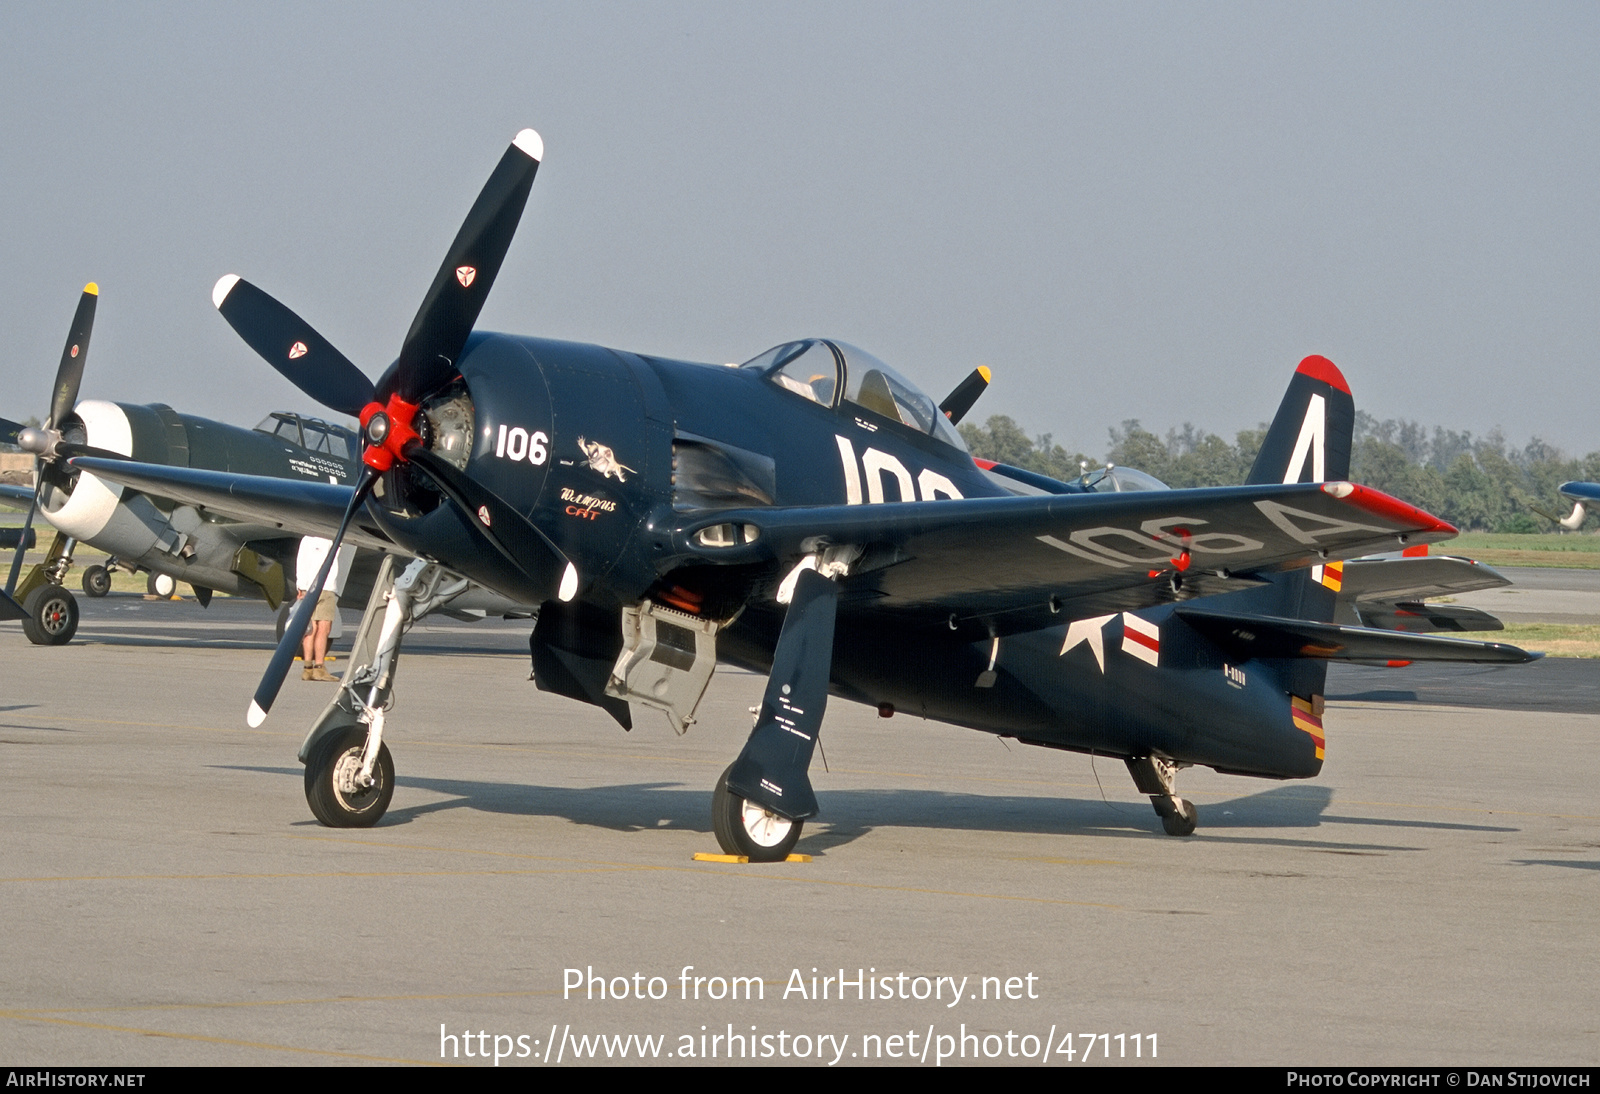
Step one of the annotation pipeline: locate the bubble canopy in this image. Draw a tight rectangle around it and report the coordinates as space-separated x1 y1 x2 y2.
740 339 968 451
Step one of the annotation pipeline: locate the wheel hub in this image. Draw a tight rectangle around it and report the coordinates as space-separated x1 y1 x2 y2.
41 599 70 634
740 799 794 848
332 747 377 799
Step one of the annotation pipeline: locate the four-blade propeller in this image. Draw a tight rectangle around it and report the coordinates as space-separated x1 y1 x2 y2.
217 128 577 727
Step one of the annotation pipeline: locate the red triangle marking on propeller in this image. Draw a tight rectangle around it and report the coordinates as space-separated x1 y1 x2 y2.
456 266 477 288
70 345 79 358
288 341 308 360
477 505 491 527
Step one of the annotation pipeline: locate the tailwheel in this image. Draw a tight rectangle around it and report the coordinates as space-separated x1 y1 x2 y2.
21 585 78 646
712 764 801 862
1154 796 1198 837
81 565 111 598
1126 755 1198 837
304 724 394 828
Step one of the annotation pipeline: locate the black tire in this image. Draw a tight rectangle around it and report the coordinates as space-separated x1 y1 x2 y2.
711 764 802 862
81 565 111 598
1161 798 1198 837
146 571 176 597
21 585 78 646
304 724 394 828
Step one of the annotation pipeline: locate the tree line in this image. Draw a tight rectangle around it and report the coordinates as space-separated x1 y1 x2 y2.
958 413 1600 533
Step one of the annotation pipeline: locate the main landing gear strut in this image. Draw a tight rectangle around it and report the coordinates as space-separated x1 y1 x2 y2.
298 555 468 827
1126 755 1198 837
14 532 81 646
714 561 845 861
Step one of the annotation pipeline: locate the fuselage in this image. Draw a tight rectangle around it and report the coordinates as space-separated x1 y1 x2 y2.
373 333 1322 781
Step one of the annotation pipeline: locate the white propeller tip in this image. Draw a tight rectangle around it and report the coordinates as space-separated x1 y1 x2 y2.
558 562 578 602
212 274 241 310
513 128 544 163
246 700 268 728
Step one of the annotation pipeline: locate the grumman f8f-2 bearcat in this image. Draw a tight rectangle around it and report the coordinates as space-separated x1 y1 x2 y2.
76 128 1535 858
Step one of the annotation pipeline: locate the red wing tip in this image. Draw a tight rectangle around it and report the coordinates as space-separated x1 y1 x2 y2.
1326 481 1457 535
1296 354 1350 395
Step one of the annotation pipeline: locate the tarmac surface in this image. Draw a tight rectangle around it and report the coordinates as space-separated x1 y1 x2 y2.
1453 565 1600 624
1 585 1596 1067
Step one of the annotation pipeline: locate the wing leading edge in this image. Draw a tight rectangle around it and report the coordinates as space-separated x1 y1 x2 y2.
70 457 392 550
678 481 1459 636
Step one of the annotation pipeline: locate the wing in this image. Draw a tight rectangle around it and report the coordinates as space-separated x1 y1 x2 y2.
0 483 34 510
70 457 395 551
1339 554 1510 601
1176 606 1536 663
680 481 1458 636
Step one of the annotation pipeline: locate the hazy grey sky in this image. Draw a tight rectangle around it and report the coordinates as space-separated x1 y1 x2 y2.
2 3 1596 457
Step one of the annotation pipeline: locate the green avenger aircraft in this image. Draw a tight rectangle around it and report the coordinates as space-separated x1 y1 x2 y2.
0 284 524 644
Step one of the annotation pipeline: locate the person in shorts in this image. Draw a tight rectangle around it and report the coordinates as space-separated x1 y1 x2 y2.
296 536 340 682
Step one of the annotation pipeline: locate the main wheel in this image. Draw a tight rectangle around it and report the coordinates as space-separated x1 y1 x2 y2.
147 571 176 597
81 565 111 598
304 724 394 828
1160 798 1198 837
711 765 802 862
21 585 79 646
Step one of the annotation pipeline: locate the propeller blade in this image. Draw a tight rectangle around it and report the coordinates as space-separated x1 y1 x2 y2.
247 468 377 727
939 365 991 426
4 468 41 599
405 444 577 603
394 129 543 403
54 441 134 463
48 284 98 430
0 416 25 448
212 275 376 417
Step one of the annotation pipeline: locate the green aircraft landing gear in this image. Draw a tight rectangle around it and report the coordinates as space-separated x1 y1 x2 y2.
21 584 79 646
81 565 111 597
1126 755 1198 837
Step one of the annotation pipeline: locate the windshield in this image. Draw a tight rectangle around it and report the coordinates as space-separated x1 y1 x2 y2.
1081 466 1170 493
742 340 840 406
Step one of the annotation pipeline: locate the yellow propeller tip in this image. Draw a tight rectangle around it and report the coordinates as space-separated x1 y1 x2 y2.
977 365 991 382
83 282 99 295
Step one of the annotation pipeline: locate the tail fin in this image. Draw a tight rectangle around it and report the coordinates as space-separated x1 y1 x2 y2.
1237 356 1357 704
1246 355 1355 486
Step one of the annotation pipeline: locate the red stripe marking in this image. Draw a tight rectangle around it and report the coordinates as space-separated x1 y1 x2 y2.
1402 544 1429 557
973 458 997 470
1296 354 1350 395
1125 628 1159 653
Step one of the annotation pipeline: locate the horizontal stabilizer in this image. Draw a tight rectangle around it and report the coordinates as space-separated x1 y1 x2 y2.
1341 554 1509 601
1355 601 1504 634
1176 605 1538 663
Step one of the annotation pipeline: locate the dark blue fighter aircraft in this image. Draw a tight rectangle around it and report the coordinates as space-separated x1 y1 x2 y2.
76 128 1536 858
